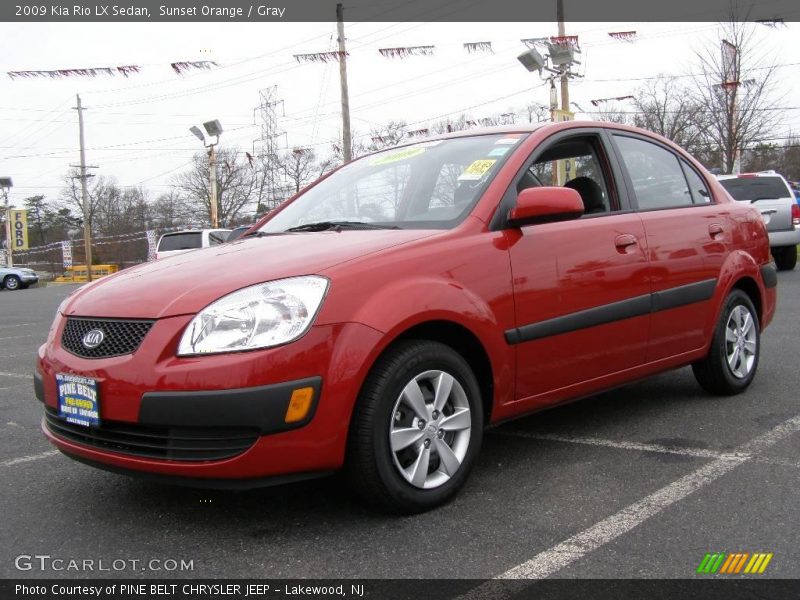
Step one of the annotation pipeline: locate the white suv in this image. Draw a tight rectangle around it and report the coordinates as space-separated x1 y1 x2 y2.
718 171 800 270
155 229 231 260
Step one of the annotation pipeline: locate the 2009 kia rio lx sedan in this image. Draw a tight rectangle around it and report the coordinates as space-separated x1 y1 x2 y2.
36 122 777 513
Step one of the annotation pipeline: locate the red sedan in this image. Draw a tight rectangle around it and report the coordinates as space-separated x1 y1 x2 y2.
36 122 776 513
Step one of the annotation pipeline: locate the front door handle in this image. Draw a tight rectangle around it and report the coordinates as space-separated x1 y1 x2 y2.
708 223 724 239
614 234 638 252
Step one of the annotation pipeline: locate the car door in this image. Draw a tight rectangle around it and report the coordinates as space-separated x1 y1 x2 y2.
501 129 651 406
609 133 728 361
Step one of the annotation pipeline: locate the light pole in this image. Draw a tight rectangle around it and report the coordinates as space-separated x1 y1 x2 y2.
190 120 223 228
1 177 13 267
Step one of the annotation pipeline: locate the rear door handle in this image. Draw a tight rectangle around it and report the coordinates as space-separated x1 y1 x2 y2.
708 223 724 238
614 234 638 252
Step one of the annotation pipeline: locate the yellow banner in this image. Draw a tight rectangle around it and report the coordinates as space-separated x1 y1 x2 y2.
10 209 28 251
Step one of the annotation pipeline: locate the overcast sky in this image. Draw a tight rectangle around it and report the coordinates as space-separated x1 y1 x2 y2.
1 19 799 206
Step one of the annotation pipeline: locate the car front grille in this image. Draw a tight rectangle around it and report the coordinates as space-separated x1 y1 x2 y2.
45 408 259 461
61 317 154 359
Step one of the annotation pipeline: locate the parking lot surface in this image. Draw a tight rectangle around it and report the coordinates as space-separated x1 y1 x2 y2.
1 276 798 579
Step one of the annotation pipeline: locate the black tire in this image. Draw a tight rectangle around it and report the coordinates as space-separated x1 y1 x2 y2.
3 275 21 291
692 289 760 396
772 246 797 271
345 340 483 513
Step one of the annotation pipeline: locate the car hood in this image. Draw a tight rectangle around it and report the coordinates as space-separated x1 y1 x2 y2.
63 230 438 319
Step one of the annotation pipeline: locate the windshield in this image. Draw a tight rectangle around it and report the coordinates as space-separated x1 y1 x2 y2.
259 134 527 232
719 176 792 201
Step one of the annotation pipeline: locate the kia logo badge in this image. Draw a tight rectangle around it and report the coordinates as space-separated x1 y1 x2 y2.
82 329 105 349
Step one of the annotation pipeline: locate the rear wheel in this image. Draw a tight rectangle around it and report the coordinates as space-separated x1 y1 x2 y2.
3 275 20 291
346 340 483 513
692 289 760 395
772 246 797 271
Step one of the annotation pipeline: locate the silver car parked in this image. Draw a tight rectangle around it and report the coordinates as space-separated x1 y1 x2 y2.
0 266 38 290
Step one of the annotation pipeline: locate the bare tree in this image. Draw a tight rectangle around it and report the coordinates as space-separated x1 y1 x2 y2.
523 103 550 124
630 75 709 153
151 190 190 230
60 169 104 233
429 114 472 134
367 120 408 152
591 101 632 125
279 147 330 195
692 18 781 173
171 147 258 227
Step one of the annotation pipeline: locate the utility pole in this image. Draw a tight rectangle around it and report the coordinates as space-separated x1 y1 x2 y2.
556 0 569 112
336 3 352 162
208 144 218 228
74 94 95 282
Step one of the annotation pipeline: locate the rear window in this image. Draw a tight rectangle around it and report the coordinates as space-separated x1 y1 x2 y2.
718 177 792 202
158 232 202 251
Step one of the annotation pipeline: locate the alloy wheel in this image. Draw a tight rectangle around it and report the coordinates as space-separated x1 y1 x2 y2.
725 305 757 379
388 369 472 489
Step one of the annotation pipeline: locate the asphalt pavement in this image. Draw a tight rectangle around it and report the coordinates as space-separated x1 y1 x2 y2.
0 275 798 580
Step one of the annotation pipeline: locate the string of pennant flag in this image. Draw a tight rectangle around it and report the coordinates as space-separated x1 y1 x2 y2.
6 31 658 79
7 20 788 81
6 61 219 80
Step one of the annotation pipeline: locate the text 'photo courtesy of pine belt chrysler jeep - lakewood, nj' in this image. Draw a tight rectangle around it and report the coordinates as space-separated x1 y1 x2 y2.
35 121 778 513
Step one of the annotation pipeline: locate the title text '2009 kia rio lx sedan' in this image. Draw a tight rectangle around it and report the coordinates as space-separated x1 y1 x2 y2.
36 122 776 513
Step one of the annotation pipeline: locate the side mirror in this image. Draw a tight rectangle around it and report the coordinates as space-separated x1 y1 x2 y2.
507 187 584 227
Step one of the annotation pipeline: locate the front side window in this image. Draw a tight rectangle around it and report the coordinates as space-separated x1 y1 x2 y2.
614 135 692 210
260 134 526 232
517 135 616 215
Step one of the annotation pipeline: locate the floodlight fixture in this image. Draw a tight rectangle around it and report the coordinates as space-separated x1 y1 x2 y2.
189 126 205 143
546 42 578 67
203 120 223 138
517 48 546 74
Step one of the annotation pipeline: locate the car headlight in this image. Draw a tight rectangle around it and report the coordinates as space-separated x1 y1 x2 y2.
177 276 329 356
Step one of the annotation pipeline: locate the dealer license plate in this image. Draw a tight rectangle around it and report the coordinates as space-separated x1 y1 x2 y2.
56 373 100 427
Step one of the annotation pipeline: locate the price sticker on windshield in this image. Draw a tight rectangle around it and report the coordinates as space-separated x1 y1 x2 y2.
458 159 496 181
369 147 426 166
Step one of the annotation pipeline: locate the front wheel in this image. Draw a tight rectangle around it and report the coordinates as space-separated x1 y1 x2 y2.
772 246 797 271
692 289 760 396
346 340 483 513
3 275 20 291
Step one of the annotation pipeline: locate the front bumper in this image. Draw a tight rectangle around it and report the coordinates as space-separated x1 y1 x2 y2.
37 315 383 482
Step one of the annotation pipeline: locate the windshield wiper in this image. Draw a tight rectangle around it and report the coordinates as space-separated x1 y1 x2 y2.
285 221 400 232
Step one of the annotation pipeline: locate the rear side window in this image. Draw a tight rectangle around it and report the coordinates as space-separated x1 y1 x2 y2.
681 161 712 204
614 135 692 210
158 232 202 251
718 176 793 202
